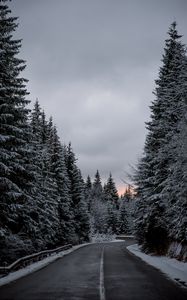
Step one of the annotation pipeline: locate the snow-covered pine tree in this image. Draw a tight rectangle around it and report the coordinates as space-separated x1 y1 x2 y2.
84 175 92 212
117 199 129 234
29 103 58 249
102 173 119 233
119 187 135 234
90 170 106 233
163 55 187 253
30 100 42 141
65 143 90 243
0 0 36 263
104 173 119 209
134 22 186 254
92 170 103 200
49 126 73 244
105 201 118 234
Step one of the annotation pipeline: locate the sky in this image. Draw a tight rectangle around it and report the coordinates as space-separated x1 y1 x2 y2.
10 0 187 195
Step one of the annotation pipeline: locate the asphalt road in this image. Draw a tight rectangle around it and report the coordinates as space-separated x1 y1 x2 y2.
0 240 187 300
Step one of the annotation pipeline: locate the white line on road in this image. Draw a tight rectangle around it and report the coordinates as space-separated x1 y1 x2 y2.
100 246 105 300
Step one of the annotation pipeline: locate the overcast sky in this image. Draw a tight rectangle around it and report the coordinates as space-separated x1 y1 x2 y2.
10 0 187 194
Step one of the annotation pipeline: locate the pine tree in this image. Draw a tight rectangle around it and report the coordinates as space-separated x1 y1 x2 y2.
104 173 119 209
134 22 186 254
84 175 92 212
65 143 90 243
29 104 59 249
106 201 118 234
49 126 73 244
164 56 187 245
92 170 103 199
89 170 105 233
117 199 129 234
0 0 36 262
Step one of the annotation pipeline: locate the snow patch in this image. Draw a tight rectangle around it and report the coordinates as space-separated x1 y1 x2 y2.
127 244 187 286
111 239 125 242
91 233 116 243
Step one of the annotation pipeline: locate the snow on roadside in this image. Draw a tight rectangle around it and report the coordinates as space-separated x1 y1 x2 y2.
127 244 187 285
0 244 89 287
117 235 135 239
111 239 125 242
90 233 116 243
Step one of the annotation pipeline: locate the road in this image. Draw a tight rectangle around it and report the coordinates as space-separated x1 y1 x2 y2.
0 240 187 300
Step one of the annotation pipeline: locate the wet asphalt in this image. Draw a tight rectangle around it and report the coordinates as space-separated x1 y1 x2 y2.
0 240 187 300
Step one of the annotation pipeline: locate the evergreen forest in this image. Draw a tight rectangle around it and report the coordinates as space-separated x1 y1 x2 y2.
0 0 186 264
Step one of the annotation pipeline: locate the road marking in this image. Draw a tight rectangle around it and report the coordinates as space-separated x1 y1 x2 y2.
100 247 105 300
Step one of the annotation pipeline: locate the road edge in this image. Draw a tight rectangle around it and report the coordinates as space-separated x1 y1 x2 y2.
0 243 91 287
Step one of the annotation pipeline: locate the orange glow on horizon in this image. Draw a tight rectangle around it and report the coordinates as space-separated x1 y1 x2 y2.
117 185 127 196
117 185 136 196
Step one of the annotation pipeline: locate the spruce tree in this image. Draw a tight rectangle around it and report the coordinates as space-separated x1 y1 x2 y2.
0 0 36 262
29 103 59 249
49 126 73 244
104 173 119 209
92 170 103 199
84 175 92 212
134 22 186 254
117 200 129 234
164 56 187 246
65 143 90 243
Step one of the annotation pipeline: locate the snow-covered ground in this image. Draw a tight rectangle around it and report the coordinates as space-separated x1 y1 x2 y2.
127 244 187 286
0 244 89 287
90 233 116 243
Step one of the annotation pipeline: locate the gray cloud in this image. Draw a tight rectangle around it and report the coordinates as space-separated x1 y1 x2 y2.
10 0 187 193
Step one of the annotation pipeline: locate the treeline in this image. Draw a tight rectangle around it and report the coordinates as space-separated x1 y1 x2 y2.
0 1 132 264
1 98 91 264
0 1 91 264
85 171 134 238
134 22 187 258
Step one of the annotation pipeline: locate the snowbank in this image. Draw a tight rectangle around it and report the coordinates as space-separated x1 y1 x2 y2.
90 233 116 243
0 244 89 287
127 244 187 286
116 235 135 239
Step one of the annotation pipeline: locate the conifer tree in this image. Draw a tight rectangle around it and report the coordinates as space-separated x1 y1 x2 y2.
0 0 36 262
92 170 103 199
104 173 119 209
117 200 129 234
106 201 118 234
29 104 59 248
164 56 187 244
134 22 186 253
84 175 92 212
65 143 90 242
49 126 73 243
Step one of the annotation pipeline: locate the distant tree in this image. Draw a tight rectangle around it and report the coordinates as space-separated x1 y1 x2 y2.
92 170 103 199
117 200 129 234
104 173 119 209
106 201 118 234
